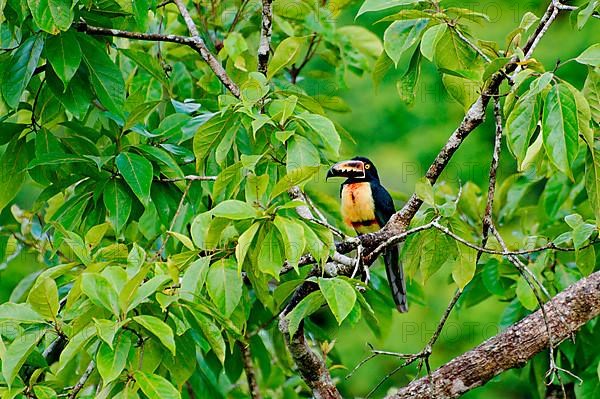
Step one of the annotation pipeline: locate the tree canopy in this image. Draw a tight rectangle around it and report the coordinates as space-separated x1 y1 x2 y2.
0 0 599 398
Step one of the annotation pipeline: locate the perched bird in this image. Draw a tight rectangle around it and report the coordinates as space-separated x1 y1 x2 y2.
326 156 408 312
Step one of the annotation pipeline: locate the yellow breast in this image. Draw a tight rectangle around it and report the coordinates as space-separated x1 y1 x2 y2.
341 182 380 234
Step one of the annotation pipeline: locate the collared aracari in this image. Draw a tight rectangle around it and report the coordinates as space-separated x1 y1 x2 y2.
326 157 408 313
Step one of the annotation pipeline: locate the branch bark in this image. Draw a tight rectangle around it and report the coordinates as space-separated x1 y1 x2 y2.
387 271 600 398
239 341 263 399
258 0 273 75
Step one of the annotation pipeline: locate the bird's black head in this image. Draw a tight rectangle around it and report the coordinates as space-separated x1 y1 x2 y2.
326 156 380 182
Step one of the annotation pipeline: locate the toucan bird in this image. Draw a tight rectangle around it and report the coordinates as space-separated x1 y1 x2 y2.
326 157 408 313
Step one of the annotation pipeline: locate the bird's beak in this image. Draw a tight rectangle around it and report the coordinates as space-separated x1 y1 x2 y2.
326 160 366 180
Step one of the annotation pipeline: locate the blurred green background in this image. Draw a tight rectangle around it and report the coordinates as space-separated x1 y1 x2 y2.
0 0 597 398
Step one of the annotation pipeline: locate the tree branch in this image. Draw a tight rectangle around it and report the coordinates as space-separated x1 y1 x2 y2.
239 341 263 399
77 15 240 99
387 270 600 398
258 0 273 75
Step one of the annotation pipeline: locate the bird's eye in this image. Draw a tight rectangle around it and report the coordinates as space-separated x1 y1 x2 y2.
365 164 371 169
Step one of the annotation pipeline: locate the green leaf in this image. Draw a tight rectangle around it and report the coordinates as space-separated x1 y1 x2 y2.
57 328 96 373
94 319 124 349
235 222 261 271
181 257 210 301
45 31 81 88
542 84 579 179
576 43 600 67
506 93 541 166
397 46 421 105
126 275 171 312
573 223 596 250
0 138 28 212
286 135 320 173
79 35 126 117
28 0 58 33
420 24 446 62
206 259 243 317
0 303 44 323
49 0 74 30
1 35 44 108
2 330 44 387
576 245 595 276
26 277 59 321
516 277 537 311
451 245 477 290
97 334 131 384
121 48 169 87
134 371 181 399
81 273 120 316
32 385 57 399
296 112 341 159
270 166 319 199
357 0 420 16
434 29 479 78
583 67 600 124
318 277 357 325
257 227 285 278
267 37 303 79
415 176 434 205
585 148 600 227
193 111 240 169
211 200 258 220
384 19 428 66
103 180 132 235
133 315 176 355
285 291 325 337
115 152 154 206
192 313 225 364
273 216 305 271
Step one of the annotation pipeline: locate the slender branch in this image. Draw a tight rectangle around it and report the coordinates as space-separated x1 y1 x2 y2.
77 18 240 98
228 0 250 33
258 0 273 75
69 361 95 399
452 27 491 63
158 175 217 182
239 341 263 399
387 271 600 398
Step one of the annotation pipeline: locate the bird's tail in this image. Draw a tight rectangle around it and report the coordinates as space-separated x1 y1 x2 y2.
384 245 408 312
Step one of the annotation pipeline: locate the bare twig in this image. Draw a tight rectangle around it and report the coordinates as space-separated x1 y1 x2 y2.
68 361 95 399
452 27 491 63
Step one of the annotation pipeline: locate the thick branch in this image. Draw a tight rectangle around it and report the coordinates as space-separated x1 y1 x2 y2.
387 271 600 398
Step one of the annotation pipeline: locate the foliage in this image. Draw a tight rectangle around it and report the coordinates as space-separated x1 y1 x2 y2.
0 0 598 398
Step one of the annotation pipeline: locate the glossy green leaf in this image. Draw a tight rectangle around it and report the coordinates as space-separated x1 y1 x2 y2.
420 24 446 62
397 46 421 105
357 0 420 16
2 330 44 387
206 259 242 317
286 134 320 173
542 84 579 179
267 37 303 79
285 291 325 337
576 43 600 67
235 221 261 271
181 257 210 301
506 93 541 166
115 152 153 206
0 138 28 212
133 315 176 355
45 31 81 88
79 35 125 117
273 216 306 271
97 334 131 384
26 277 59 321
193 111 240 169
81 273 120 316
318 277 357 325
1 35 44 108
257 228 284 278
211 200 257 220
134 371 181 399
193 313 225 364
103 179 132 234
0 303 44 323
384 19 428 66
296 112 341 159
